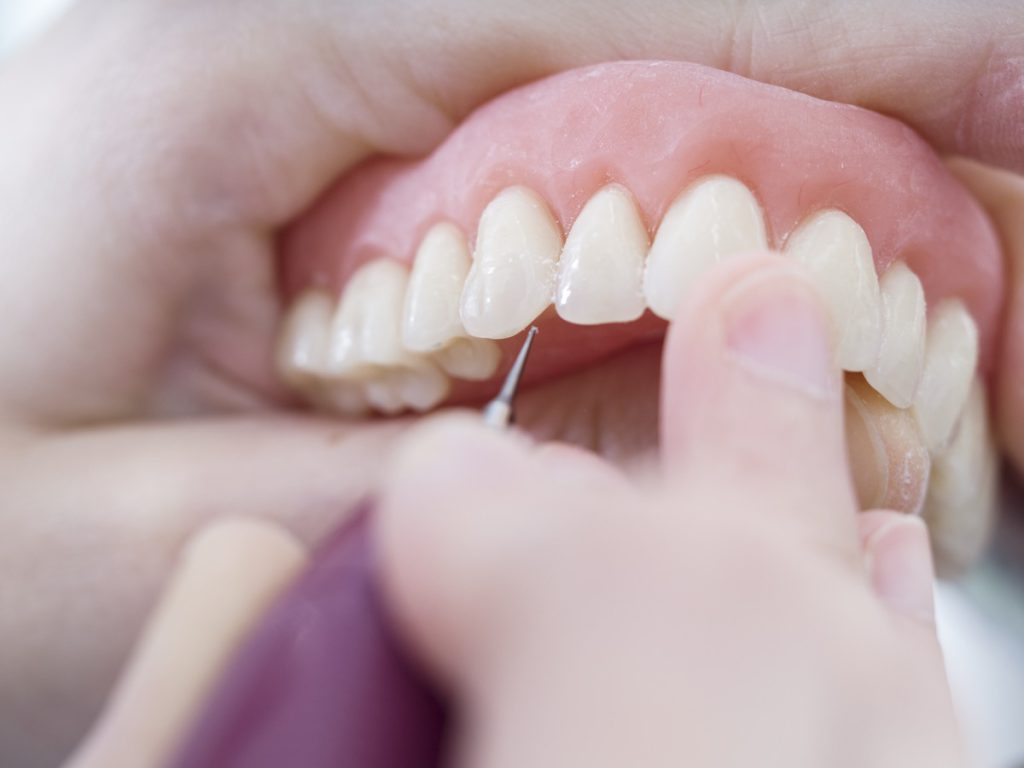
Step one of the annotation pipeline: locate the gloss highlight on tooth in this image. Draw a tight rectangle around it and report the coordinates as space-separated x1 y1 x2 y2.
460 186 562 339
913 299 979 454
783 209 881 372
643 175 768 320
555 184 648 324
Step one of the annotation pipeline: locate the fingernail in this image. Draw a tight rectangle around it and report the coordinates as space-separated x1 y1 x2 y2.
866 515 936 623
724 267 837 399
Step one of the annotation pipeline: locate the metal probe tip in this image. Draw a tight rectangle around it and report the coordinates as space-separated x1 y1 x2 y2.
482 326 538 429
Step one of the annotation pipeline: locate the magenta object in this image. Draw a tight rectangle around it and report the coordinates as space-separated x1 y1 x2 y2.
166 506 448 768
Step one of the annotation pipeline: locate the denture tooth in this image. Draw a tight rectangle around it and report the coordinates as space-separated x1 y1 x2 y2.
923 379 998 574
394 361 451 412
912 299 979 454
276 289 334 387
460 186 562 339
364 377 405 415
864 262 926 408
643 175 767 319
784 210 881 372
844 376 930 515
327 259 409 375
403 222 472 352
433 337 502 381
555 184 648 325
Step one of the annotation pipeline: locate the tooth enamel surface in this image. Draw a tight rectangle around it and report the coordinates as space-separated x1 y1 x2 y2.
393 362 451 412
643 175 767 320
555 184 648 324
277 289 334 386
783 210 881 372
864 262 926 408
364 378 405 415
433 337 502 381
403 222 472 352
328 259 410 375
461 186 562 339
912 299 979 454
924 379 998 574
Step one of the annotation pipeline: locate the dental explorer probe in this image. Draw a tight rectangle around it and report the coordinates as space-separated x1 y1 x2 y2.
168 328 541 768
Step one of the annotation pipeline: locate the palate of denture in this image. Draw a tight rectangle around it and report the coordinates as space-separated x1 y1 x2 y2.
843 375 930 515
864 262 926 408
460 186 562 339
783 209 882 372
923 378 999 574
643 175 768 320
555 184 648 325
913 299 979 454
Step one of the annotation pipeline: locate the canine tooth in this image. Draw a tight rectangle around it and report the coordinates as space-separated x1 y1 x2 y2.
864 263 926 408
643 175 767 319
555 184 647 324
784 210 881 372
460 186 562 339
912 299 979 453
924 379 998 574
844 376 930 515
327 259 409 375
434 337 502 381
403 222 471 352
277 289 334 386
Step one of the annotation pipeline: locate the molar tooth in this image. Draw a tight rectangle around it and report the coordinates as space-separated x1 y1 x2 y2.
923 379 998 574
555 184 647 324
783 210 881 372
912 299 979 453
460 186 562 339
433 337 502 381
643 175 767 319
864 262 926 408
327 259 409 375
403 222 471 352
277 289 334 387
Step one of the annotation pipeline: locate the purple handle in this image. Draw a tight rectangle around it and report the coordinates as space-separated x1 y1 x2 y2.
166 505 448 768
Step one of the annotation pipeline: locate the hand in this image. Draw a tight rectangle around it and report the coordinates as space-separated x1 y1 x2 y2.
378 256 966 767
1 1 1022 764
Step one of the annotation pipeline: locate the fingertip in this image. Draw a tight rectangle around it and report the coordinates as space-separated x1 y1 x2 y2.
860 511 937 624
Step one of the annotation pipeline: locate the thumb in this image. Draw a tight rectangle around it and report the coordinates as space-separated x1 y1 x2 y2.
660 254 857 543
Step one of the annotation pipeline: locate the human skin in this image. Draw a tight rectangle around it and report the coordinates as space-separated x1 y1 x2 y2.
377 256 966 768
1 1 1024 764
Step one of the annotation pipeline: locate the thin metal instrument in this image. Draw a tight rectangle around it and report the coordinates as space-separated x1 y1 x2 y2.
482 326 538 429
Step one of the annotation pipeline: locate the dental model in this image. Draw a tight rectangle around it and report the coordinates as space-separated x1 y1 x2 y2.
277 61 1003 572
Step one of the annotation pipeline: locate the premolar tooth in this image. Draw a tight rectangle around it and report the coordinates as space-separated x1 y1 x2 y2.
433 337 502 381
327 259 409 375
460 186 562 339
394 361 450 412
364 378 405 415
912 299 979 453
923 379 998 574
783 210 881 371
277 289 334 386
864 262 926 408
403 222 471 352
643 175 767 319
555 184 647 324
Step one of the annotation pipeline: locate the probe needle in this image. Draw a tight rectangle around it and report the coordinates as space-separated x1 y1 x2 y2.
482 326 538 429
